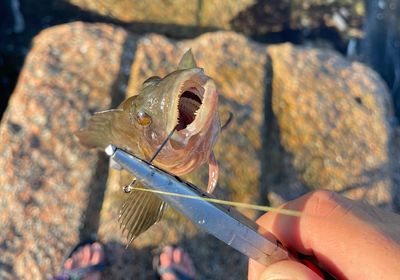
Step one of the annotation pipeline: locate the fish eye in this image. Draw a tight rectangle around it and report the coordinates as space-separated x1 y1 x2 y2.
136 111 152 126
142 76 161 88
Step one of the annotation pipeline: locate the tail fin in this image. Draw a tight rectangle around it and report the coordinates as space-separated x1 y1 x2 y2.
75 109 122 149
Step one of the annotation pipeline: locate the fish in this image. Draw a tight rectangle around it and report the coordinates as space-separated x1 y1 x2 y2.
75 50 221 243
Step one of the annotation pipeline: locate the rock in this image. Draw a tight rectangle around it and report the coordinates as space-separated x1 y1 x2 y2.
267 43 394 208
98 32 271 279
66 0 364 41
290 0 364 31
66 0 254 36
0 22 135 279
69 0 200 26
0 0 370 123
231 0 364 39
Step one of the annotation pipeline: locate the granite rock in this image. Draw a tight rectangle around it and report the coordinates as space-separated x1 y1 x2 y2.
0 22 134 279
233 0 364 38
267 43 394 208
65 0 364 40
67 0 254 36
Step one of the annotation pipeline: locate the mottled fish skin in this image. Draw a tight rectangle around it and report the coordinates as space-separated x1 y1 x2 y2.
76 50 221 242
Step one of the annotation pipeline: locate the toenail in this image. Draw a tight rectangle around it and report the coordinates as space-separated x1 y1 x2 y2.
92 243 102 251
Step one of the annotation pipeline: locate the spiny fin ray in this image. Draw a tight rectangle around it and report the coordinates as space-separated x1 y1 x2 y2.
118 184 166 244
177 49 197 70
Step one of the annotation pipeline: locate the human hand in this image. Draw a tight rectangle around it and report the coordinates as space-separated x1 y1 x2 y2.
248 190 400 280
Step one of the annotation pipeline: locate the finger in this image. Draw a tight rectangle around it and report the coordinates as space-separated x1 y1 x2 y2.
248 258 268 280
254 190 400 279
257 260 322 280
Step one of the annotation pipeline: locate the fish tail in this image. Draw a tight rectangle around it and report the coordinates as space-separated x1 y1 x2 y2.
75 109 120 149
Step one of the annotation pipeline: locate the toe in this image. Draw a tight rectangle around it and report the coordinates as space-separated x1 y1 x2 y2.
64 258 73 270
81 244 92 266
173 248 183 264
160 246 173 267
90 242 105 265
72 248 83 268
159 246 196 280
182 252 195 275
60 242 104 280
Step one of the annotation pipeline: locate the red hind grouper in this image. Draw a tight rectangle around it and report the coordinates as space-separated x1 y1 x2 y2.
76 50 221 242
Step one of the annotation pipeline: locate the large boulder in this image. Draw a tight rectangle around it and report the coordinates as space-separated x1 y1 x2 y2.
66 0 364 39
232 0 364 38
66 0 254 36
267 43 394 208
0 22 135 279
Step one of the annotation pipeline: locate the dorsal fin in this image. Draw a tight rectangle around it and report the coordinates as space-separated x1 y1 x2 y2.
177 49 197 70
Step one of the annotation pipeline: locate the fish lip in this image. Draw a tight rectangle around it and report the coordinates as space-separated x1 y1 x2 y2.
168 68 218 147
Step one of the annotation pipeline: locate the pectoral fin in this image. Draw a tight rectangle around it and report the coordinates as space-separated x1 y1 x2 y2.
119 184 166 245
207 151 219 193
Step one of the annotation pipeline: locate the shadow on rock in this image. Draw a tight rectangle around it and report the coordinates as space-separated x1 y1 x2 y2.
79 33 137 242
102 232 247 280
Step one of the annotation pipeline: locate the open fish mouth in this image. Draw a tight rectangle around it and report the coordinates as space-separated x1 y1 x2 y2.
169 70 217 147
176 83 204 131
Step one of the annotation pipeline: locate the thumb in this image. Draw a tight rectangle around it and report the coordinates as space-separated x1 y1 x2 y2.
258 260 323 280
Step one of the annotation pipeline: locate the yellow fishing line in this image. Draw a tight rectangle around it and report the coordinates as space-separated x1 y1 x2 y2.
134 187 302 217
133 188 398 230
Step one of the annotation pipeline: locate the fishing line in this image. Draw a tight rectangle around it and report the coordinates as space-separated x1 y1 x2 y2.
149 125 178 163
130 187 397 230
131 125 300 216
123 125 178 193
130 124 304 217
130 187 302 217
118 124 395 229
124 128 332 222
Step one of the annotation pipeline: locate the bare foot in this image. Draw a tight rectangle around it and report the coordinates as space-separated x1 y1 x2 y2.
62 242 104 280
159 246 196 280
